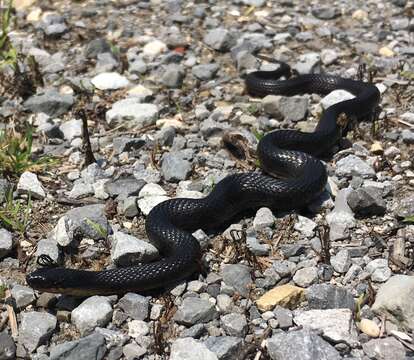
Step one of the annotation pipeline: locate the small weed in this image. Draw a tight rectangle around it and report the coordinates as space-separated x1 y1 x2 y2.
252 128 264 141
0 0 18 70
246 103 259 116
0 284 6 299
0 127 56 178
403 215 414 224
0 189 31 235
85 219 108 239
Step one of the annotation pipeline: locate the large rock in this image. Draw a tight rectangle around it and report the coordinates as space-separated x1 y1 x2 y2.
49 332 106 360
17 171 46 199
335 155 376 178
306 284 355 310
347 187 386 216
362 337 406 360
118 292 149 320
293 309 358 346
267 329 340 360
0 228 13 259
170 338 218 360
106 98 158 128
204 336 243 360
23 89 74 117
18 311 57 352
372 275 414 331
326 188 356 241
173 297 218 326
110 232 158 267
220 264 252 298
0 331 16 360
71 296 113 335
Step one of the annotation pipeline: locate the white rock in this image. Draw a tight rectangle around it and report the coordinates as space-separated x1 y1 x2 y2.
72 296 113 335
294 309 358 347
294 215 317 237
320 90 355 110
17 171 46 199
106 98 158 128
137 183 170 215
170 338 218 360
52 216 74 247
142 40 167 58
91 72 129 90
128 320 149 338
59 119 82 141
110 231 158 266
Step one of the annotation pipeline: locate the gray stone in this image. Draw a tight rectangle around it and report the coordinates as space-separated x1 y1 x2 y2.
306 284 355 310
122 342 146 359
17 171 46 199
84 38 111 59
110 231 158 267
173 297 218 326
161 65 185 88
326 188 356 241
221 264 252 297
246 235 270 256
170 338 218 360
347 187 386 216
321 49 339 66
118 292 149 320
72 296 113 335
203 28 236 52
106 99 158 128
180 324 206 339
293 267 318 287
372 275 414 331
204 336 243 360
19 312 57 352
0 331 16 360
294 215 317 237
280 243 306 258
393 195 414 218
49 332 106 360
161 151 192 182
113 137 146 154
335 155 376 178
59 119 82 141
0 228 13 258
278 96 309 122
220 313 248 337
362 337 405 360
155 126 176 146
294 309 358 347
311 6 341 20
366 258 391 282
62 204 110 241
11 284 35 308
402 129 414 144
274 307 293 329
331 249 351 273
192 64 219 80
117 197 139 218
23 90 74 117
294 53 321 74
267 329 340 360
272 260 296 278
253 207 275 230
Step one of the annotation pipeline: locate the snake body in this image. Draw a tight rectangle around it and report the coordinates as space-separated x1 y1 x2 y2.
26 62 380 295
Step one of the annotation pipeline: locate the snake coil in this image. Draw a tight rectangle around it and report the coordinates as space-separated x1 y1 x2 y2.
26 61 380 295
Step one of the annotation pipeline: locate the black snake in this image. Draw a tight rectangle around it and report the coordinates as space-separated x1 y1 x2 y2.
26 61 380 295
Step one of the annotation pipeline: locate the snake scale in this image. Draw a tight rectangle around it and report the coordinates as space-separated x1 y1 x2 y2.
26 61 381 295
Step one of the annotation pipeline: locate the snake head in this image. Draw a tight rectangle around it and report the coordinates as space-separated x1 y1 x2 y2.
26 267 67 293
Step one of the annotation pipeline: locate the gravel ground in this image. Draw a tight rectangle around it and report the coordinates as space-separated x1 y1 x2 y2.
0 0 414 359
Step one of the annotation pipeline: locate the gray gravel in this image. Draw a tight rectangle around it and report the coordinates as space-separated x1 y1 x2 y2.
1 0 414 358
